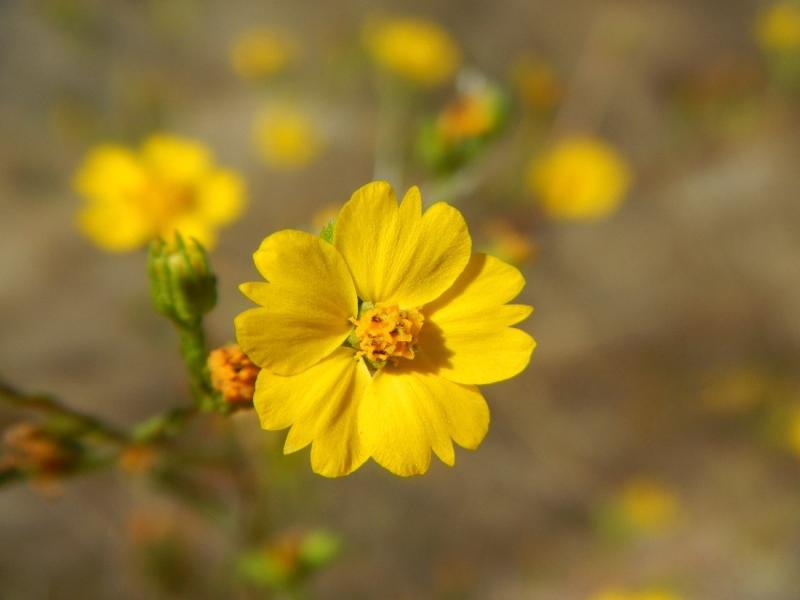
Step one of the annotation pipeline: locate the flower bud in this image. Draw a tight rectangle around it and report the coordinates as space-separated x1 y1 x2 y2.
148 234 217 324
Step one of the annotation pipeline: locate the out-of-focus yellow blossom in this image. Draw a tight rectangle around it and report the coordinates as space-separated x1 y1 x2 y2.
755 2 800 53
482 219 537 267
363 17 460 86
786 407 800 456
590 588 682 600
235 181 535 477
528 136 631 220
616 478 679 534
511 55 562 112
230 29 297 80
74 134 245 252
419 76 508 173
254 106 323 169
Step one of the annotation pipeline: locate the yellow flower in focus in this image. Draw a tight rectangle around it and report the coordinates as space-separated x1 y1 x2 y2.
254 106 322 169
235 181 535 477
528 136 631 220
755 2 800 53
74 134 245 252
617 478 679 534
230 29 296 80
511 55 562 112
364 17 460 86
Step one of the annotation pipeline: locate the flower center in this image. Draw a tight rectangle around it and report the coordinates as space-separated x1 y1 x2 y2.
350 303 424 367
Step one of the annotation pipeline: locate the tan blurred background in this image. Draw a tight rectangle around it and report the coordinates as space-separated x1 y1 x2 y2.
2 0 800 598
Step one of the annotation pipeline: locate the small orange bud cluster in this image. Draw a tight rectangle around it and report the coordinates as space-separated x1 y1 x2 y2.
0 422 76 478
208 344 259 406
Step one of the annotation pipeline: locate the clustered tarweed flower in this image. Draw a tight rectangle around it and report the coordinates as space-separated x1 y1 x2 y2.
230 28 297 81
363 17 460 86
235 181 535 477
527 136 631 220
208 344 259 407
74 134 245 251
253 106 323 169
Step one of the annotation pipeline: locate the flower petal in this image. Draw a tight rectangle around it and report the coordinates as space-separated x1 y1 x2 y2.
141 134 211 185
196 168 246 225
359 361 488 476
235 230 357 375
254 348 370 477
421 253 536 384
333 181 471 308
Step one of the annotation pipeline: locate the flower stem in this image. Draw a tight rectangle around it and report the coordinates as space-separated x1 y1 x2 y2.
175 318 219 412
0 380 128 445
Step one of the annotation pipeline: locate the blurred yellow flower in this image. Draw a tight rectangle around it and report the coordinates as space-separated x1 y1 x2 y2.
74 134 245 252
436 85 502 144
364 17 460 86
482 219 537 266
528 136 631 220
254 106 323 169
787 407 800 456
230 29 296 80
235 181 535 477
590 589 682 600
617 478 679 534
511 55 562 112
755 2 800 52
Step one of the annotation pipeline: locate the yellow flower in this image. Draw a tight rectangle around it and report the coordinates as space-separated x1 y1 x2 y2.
482 219 537 267
511 55 562 112
616 478 679 534
74 134 245 252
235 182 535 477
364 17 460 86
755 2 800 53
528 136 631 220
590 589 682 600
253 106 323 169
787 407 800 456
230 29 296 80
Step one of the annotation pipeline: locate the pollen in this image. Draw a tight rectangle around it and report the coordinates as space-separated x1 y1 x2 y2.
350 304 424 365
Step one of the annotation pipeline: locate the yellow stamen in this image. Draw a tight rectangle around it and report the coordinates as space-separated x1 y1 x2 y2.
351 304 424 365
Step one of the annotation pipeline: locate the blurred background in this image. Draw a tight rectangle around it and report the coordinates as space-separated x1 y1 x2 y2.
2 0 800 598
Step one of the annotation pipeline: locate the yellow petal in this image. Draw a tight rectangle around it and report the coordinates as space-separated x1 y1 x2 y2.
196 168 246 225
235 230 357 375
73 145 147 203
141 134 211 185
334 181 471 307
254 348 370 477
77 199 151 252
421 253 535 384
359 361 488 476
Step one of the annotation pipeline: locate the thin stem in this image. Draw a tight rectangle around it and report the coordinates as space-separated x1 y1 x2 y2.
175 318 219 412
0 381 128 445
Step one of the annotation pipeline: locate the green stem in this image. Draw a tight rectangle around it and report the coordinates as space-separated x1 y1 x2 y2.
0 381 128 445
175 319 219 412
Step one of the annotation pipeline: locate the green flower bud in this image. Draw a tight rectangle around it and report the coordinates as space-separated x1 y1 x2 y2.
147 235 217 325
